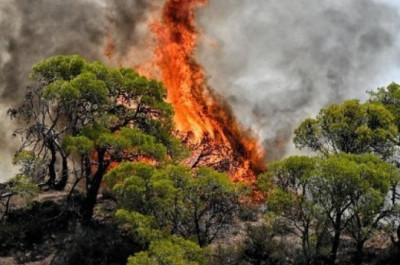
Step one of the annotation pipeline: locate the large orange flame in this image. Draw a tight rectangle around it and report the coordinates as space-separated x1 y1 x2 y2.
105 0 265 182
149 0 265 182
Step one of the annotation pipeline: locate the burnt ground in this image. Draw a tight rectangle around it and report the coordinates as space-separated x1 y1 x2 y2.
0 192 140 265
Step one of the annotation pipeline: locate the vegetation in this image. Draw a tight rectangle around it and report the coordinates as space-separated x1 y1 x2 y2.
294 100 397 158
3 55 400 265
8 55 183 221
127 237 207 265
105 163 243 247
261 85 400 264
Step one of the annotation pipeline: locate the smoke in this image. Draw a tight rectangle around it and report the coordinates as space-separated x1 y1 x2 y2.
1 0 400 179
196 0 400 160
0 0 156 181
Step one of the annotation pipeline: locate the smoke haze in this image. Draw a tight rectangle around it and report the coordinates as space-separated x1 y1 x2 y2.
197 0 400 160
1 0 400 179
0 0 157 181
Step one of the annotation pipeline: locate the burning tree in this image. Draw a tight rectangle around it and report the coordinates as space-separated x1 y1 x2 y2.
150 0 266 182
9 55 184 220
105 0 266 182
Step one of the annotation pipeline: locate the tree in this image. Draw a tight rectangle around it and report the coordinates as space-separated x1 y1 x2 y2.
294 100 398 158
187 167 243 247
105 163 243 247
368 83 400 255
260 154 398 264
345 154 399 262
10 55 183 220
369 83 400 205
258 156 326 264
0 175 38 223
127 236 207 265
309 153 396 264
369 83 400 131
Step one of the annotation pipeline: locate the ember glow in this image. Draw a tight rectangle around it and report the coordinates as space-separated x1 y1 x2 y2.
108 0 266 182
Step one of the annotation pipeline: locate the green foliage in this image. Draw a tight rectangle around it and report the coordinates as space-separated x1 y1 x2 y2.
120 128 167 160
309 153 398 262
62 136 94 155
11 54 187 220
257 156 316 193
127 237 207 265
294 100 398 157
12 150 36 165
262 152 398 263
311 153 396 216
1 175 39 222
115 209 164 244
31 55 85 81
106 163 242 247
12 151 46 182
7 175 38 201
259 156 324 263
369 82 400 130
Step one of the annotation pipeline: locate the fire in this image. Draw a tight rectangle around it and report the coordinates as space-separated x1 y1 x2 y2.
106 0 266 182
149 0 265 182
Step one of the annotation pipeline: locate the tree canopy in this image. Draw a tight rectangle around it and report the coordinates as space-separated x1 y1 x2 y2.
259 153 399 264
369 82 400 132
127 236 207 265
9 55 184 220
105 163 243 247
294 100 398 158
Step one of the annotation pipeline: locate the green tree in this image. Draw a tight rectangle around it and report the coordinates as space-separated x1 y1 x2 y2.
367 83 400 256
369 83 400 205
0 175 38 223
294 100 398 158
127 236 207 265
105 163 242 247
9 55 183 220
345 154 399 262
258 156 326 264
369 83 400 131
260 154 397 264
310 153 396 264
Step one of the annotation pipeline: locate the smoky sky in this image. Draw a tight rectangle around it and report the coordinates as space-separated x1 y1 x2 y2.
197 0 400 160
1 0 400 179
0 0 156 180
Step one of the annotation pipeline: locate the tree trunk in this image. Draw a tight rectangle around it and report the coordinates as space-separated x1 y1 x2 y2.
0 195 12 223
47 141 57 188
354 239 366 264
55 156 68 190
390 225 400 248
315 220 329 258
80 150 106 222
391 184 397 207
330 212 342 265
302 224 311 264
194 206 205 247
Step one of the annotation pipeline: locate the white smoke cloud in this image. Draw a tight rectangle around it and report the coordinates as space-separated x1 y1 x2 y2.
197 0 400 160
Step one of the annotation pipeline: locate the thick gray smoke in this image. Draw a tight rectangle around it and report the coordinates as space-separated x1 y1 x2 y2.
0 0 156 181
197 0 400 160
1 0 400 179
